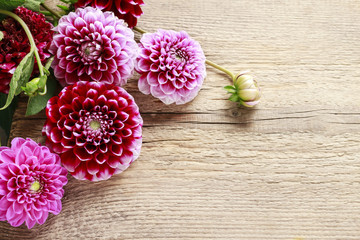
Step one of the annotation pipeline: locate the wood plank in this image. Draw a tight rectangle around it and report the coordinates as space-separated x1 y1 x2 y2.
1 0 360 239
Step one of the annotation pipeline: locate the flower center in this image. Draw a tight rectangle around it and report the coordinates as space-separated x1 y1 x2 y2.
80 42 102 62
172 49 189 62
29 180 41 192
89 120 101 130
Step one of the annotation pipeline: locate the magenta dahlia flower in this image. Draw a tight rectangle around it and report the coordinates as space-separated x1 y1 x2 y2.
0 138 68 229
74 0 144 28
136 29 206 105
0 7 53 94
43 81 143 181
50 7 138 87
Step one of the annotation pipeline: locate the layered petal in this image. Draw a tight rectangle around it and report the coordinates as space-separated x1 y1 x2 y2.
0 138 67 229
50 7 138 87
43 81 143 181
135 30 206 105
74 0 144 28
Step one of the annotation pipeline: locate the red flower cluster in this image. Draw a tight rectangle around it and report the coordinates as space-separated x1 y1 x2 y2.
0 7 53 94
74 0 144 28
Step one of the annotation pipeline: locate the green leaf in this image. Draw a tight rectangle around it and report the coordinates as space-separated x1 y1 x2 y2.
15 52 35 95
40 11 52 16
0 93 18 145
57 5 69 11
23 0 44 12
224 85 236 94
44 56 54 70
0 0 25 12
228 94 239 102
0 31 4 41
26 74 57 116
0 51 34 110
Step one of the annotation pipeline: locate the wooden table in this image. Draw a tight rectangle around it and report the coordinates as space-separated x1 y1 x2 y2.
1 0 360 239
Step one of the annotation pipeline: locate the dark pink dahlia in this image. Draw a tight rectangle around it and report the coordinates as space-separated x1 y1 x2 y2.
136 29 206 105
50 7 139 87
0 7 53 94
74 0 144 28
43 81 143 181
0 138 68 229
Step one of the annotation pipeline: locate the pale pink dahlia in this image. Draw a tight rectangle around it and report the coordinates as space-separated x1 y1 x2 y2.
136 29 206 105
43 81 143 181
50 7 138 87
0 138 68 229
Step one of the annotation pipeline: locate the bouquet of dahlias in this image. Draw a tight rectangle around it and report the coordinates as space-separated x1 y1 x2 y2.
0 0 261 229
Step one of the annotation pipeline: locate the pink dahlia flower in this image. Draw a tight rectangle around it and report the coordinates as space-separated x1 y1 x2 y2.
0 138 68 229
136 29 206 105
50 7 138 87
43 81 143 181
0 7 53 94
74 0 144 28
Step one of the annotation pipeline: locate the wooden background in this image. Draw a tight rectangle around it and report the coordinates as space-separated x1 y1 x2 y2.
1 0 360 239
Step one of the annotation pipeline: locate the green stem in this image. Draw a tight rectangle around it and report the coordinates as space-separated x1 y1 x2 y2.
0 9 44 77
133 26 147 34
40 3 61 19
205 59 235 80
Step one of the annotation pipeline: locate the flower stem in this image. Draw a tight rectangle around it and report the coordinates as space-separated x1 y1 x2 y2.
133 26 147 34
0 9 44 77
205 59 235 80
40 3 61 19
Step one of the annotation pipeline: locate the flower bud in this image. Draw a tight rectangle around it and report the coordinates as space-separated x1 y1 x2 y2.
225 72 261 107
235 74 261 107
23 78 40 97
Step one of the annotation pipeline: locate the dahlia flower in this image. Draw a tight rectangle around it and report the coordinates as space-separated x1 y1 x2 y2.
50 7 138 87
43 81 143 181
0 138 68 229
0 7 53 94
136 29 206 105
74 0 144 28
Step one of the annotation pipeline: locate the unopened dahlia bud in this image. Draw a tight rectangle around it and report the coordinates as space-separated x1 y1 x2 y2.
22 77 40 96
225 73 261 107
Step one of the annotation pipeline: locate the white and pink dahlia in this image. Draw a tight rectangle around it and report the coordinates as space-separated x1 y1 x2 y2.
136 29 206 105
0 138 68 229
50 7 138 87
43 81 143 181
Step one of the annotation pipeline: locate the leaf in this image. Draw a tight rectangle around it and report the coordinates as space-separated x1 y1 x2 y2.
228 94 239 102
0 93 18 145
0 0 25 11
23 0 44 12
0 51 34 110
224 85 236 94
40 11 52 16
44 56 54 70
57 5 69 11
25 74 57 116
16 53 35 96
0 31 4 41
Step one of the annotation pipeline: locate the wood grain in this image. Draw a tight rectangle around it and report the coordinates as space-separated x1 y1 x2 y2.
1 0 360 239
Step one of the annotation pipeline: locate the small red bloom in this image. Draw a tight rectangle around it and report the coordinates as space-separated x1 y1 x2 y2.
74 0 144 28
43 81 143 181
0 7 53 94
